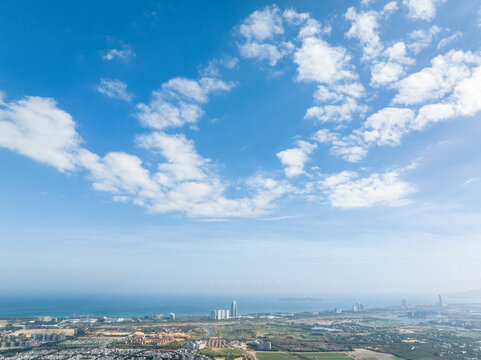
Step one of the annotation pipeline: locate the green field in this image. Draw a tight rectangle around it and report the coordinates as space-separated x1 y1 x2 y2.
256 352 302 360
256 352 349 360
216 324 321 341
200 348 245 358
295 352 350 360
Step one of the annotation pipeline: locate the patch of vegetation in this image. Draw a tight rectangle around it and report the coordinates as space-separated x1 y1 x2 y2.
294 352 350 360
256 352 349 360
256 352 302 360
200 348 244 359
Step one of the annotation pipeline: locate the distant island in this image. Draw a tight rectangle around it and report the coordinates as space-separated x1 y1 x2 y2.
278 297 328 303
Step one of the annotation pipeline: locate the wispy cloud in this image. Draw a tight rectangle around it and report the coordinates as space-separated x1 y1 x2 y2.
462 177 479 187
320 170 415 208
136 77 236 130
402 0 447 21
437 31 463 50
102 48 135 61
96 79 133 102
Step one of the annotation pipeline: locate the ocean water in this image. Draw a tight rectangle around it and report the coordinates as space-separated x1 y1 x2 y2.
0 294 430 318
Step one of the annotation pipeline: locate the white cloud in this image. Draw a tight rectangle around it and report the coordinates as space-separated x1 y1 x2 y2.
239 42 291 66
371 42 415 86
0 95 82 172
361 0 376 7
0 91 295 218
80 132 293 218
371 62 406 85
332 56 481 161
336 82 366 98
102 48 135 61
313 86 341 102
402 0 447 21
136 132 209 183
384 42 414 64
282 9 309 25
329 59 481 161
283 9 329 38
96 79 133 102
463 177 479 187
294 37 355 83
136 100 203 130
393 50 481 106
312 129 338 144
451 65 481 116
313 83 365 102
330 135 369 162
201 56 239 77
413 103 456 129
162 77 235 103
78 150 160 205
345 7 382 61
437 31 463 50
143 172 293 218
237 6 294 66
360 107 415 146
297 18 331 39
136 77 235 130
239 5 283 41
346 5 413 87
305 98 367 123
276 140 317 177
321 170 415 208
345 3 397 61
407 26 441 54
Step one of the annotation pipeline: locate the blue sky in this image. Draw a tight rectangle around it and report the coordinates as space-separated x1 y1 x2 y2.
1 0 481 298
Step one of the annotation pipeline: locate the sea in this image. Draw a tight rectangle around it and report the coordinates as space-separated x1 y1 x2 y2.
0 294 436 318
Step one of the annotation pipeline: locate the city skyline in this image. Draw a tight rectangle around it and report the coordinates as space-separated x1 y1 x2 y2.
1 0 481 297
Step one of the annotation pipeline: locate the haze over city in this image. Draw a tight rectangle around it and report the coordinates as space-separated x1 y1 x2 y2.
1 0 481 299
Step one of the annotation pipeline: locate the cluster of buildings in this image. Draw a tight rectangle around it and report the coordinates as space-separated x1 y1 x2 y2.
34 316 55 323
185 340 206 350
210 300 237 320
330 302 365 313
210 309 230 320
143 313 175 320
352 302 365 312
205 339 227 348
400 295 446 310
121 335 173 346
401 298 412 309
0 333 67 350
0 347 212 360
246 340 272 350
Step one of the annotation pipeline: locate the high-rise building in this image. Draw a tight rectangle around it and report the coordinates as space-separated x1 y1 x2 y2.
218 310 225 319
438 295 444 307
402 299 407 309
231 300 238 318
210 309 230 320
352 302 365 312
170 313 175 319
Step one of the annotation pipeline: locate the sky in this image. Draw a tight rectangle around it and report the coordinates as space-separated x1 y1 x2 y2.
1 0 481 298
